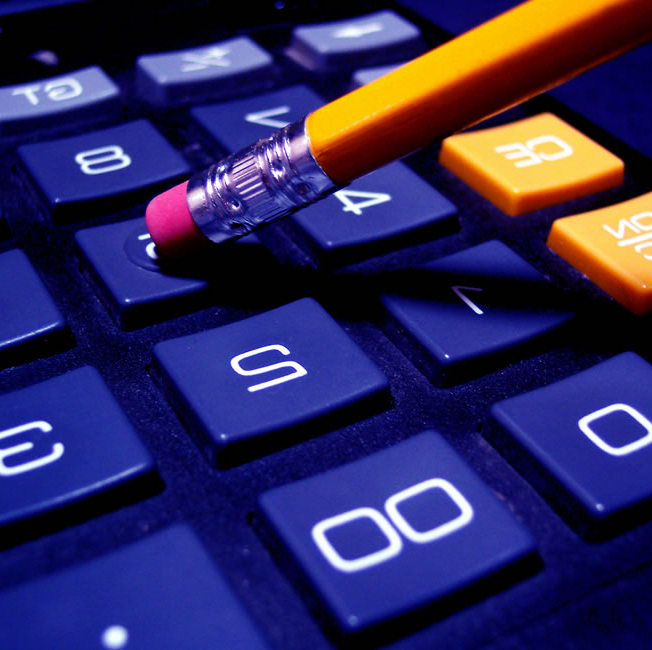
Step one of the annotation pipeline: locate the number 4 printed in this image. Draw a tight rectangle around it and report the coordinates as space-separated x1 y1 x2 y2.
334 188 392 215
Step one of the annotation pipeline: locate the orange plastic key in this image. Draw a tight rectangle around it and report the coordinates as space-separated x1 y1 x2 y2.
439 113 624 216
547 192 652 315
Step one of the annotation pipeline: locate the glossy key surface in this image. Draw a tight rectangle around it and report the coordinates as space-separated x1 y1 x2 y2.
154 298 389 464
0 366 155 529
547 192 652 315
286 10 423 71
491 352 652 535
0 66 119 135
76 217 273 328
18 120 190 219
351 62 403 87
290 162 457 263
382 240 574 384
136 37 274 105
0 525 270 649
439 113 624 216
191 85 324 153
0 249 68 366
260 432 536 634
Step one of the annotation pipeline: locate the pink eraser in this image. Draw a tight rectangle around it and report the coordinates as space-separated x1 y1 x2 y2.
145 181 211 257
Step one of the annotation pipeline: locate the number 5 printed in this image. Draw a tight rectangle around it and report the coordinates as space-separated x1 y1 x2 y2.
230 344 307 392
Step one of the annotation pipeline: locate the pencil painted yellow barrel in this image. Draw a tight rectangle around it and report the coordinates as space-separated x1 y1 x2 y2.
306 0 652 185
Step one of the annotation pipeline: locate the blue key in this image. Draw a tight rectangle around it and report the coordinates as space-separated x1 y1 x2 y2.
0 525 270 649
260 431 536 634
286 10 423 71
289 162 457 264
0 366 155 529
490 352 652 535
191 85 324 153
381 240 575 384
75 217 271 328
75 217 208 328
0 249 69 366
0 66 120 135
154 298 389 465
18 120 190 220
137 37 274 105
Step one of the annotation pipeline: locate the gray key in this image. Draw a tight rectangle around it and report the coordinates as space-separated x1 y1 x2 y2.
136 36 274 105
0 66 119 135
286 10 423 71
352 62 403 87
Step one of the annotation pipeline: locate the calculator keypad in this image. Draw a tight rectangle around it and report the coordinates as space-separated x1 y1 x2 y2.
2 2 652 649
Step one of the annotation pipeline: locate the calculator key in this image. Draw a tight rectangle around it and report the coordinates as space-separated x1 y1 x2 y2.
547 192 652 315
260 431 536 634
0 366 155 529
351 62 403 87
382 241 574 384
0 249 69 366
153 298 389 465
289 162 457 264
286 10 423 71
75 217 271 329
191 85 324 153
136 37 274 105
0 525 270 649
439 113 624 216
0 66 119 135
490 352 652 535
18 120 190 220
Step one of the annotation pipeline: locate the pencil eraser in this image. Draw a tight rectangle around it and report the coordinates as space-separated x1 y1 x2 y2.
145 181 211 257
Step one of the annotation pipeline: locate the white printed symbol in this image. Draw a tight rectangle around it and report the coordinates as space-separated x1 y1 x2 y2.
333 189 392 215
494 135 573 168
0 421 64 476
101 625 129 649
244 106 292 129
12 78 83 106
74 145 132 175
181 47 231 72
451 285 484 315
312 477 474 572
603 211 652 261
333 21 384 38
312 507 403 573
138 233 158 260
385 478 473 544
230 344 307 392
578 403 652 456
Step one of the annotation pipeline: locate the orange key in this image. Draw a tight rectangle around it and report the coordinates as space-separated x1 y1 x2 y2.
439 113 624 216
547 192 652 315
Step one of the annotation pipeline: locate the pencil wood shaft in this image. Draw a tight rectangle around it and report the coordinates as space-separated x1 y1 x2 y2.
306 0 652 184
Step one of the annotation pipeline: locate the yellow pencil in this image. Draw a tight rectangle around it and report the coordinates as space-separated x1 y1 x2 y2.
146 0 652 257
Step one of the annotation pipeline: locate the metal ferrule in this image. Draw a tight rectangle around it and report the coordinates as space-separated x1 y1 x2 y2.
186 119 338 244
